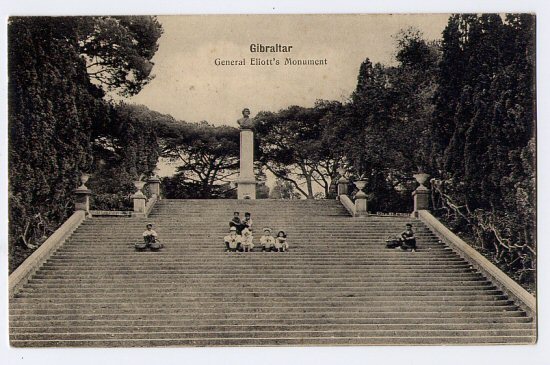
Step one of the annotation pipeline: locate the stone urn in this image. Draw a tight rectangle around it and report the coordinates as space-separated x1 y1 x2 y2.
337 167 349 183
353 179 368 198
78 172 90 190
133 180 146 197
413 173 430 190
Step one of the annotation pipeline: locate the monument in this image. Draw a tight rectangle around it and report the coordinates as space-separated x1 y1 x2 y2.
236 108 257 199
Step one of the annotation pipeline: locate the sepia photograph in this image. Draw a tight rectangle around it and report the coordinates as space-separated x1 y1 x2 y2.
1 2 547 364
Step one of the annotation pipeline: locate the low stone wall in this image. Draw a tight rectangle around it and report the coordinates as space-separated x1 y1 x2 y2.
9 210 87 298
418 209 536 316
90 210 132 217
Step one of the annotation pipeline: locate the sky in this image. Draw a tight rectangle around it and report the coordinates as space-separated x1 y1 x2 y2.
128 14 451 127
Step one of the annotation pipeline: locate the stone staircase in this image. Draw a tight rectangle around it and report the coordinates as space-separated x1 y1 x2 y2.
9 199 536 346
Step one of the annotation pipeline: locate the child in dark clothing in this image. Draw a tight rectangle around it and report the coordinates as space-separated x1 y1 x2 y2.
229 212 242 234
400 223 417 252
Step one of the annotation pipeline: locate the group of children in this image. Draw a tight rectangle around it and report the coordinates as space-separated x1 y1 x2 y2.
224 211 289 252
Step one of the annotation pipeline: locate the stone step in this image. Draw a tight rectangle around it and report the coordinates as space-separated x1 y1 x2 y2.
40 265 482 272
10 335 535 347
10 328 536 342
10 316 532 327
22 278 495 293
44 257 465 263
9 304 521 316
9 310 528 321
32 269 485 283
11 295 514 310
41 257 466 265
15 293 507 302
10 322 534 334
16 288 506 297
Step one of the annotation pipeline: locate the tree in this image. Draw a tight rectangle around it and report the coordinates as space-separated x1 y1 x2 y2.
161 121 240 198
8 16 163 271
255 101 344 199
269 178 302 199
78 16 163 97
429 14 535 287
87 103 164 209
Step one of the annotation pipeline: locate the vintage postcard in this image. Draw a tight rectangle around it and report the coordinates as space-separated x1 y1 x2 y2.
4 11 539 358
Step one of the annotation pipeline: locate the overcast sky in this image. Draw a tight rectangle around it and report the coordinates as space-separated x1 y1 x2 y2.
128 14 450 126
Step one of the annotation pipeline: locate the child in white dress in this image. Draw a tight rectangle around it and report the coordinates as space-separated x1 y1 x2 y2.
259 227 276 252
241 227 254 252
224 226 242 252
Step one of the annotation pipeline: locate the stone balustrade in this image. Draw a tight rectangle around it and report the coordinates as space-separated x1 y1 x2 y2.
336 172 431 217
75 173 162 218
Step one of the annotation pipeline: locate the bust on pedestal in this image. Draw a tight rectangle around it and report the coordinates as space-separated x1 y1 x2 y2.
236 108 257 199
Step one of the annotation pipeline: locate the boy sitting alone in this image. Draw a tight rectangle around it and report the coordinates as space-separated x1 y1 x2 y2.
224 226 242 252
141 223 163 250
400 223 417 252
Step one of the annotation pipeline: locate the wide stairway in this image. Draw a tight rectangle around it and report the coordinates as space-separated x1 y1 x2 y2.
10 199 536 346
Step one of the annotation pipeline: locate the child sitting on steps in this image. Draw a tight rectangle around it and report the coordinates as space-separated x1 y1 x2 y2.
260 227 276 252
224 226 242 252
241 227 254 252
275 231 289 252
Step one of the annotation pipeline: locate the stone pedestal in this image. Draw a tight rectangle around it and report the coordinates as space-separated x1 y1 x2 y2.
74 188 91 215
133 194 147 215
355 192 367 215
133 180 147 216
412 188 430 211
147 176 161 199
237 128 257 199
337 177 349 197
354 180 368 216
411 173 430 216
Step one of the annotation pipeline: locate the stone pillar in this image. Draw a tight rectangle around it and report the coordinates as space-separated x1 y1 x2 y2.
237 128 257 199
133 181 147 216
147 176 161 199
74 173 91 216
74 188 91 214
354 179 368 216
412 189 430 211
412 173 430 216
337 177 349 197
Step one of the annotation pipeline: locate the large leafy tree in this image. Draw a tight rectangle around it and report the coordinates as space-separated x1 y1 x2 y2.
88 103 165 210
78 16 163 97
161 122 240 198
333 35 440 212
255 101 345 199
8 16 162 271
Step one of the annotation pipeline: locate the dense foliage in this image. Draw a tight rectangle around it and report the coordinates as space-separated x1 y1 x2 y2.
8 17 162 272
428 15 536 289
88 103 165 210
